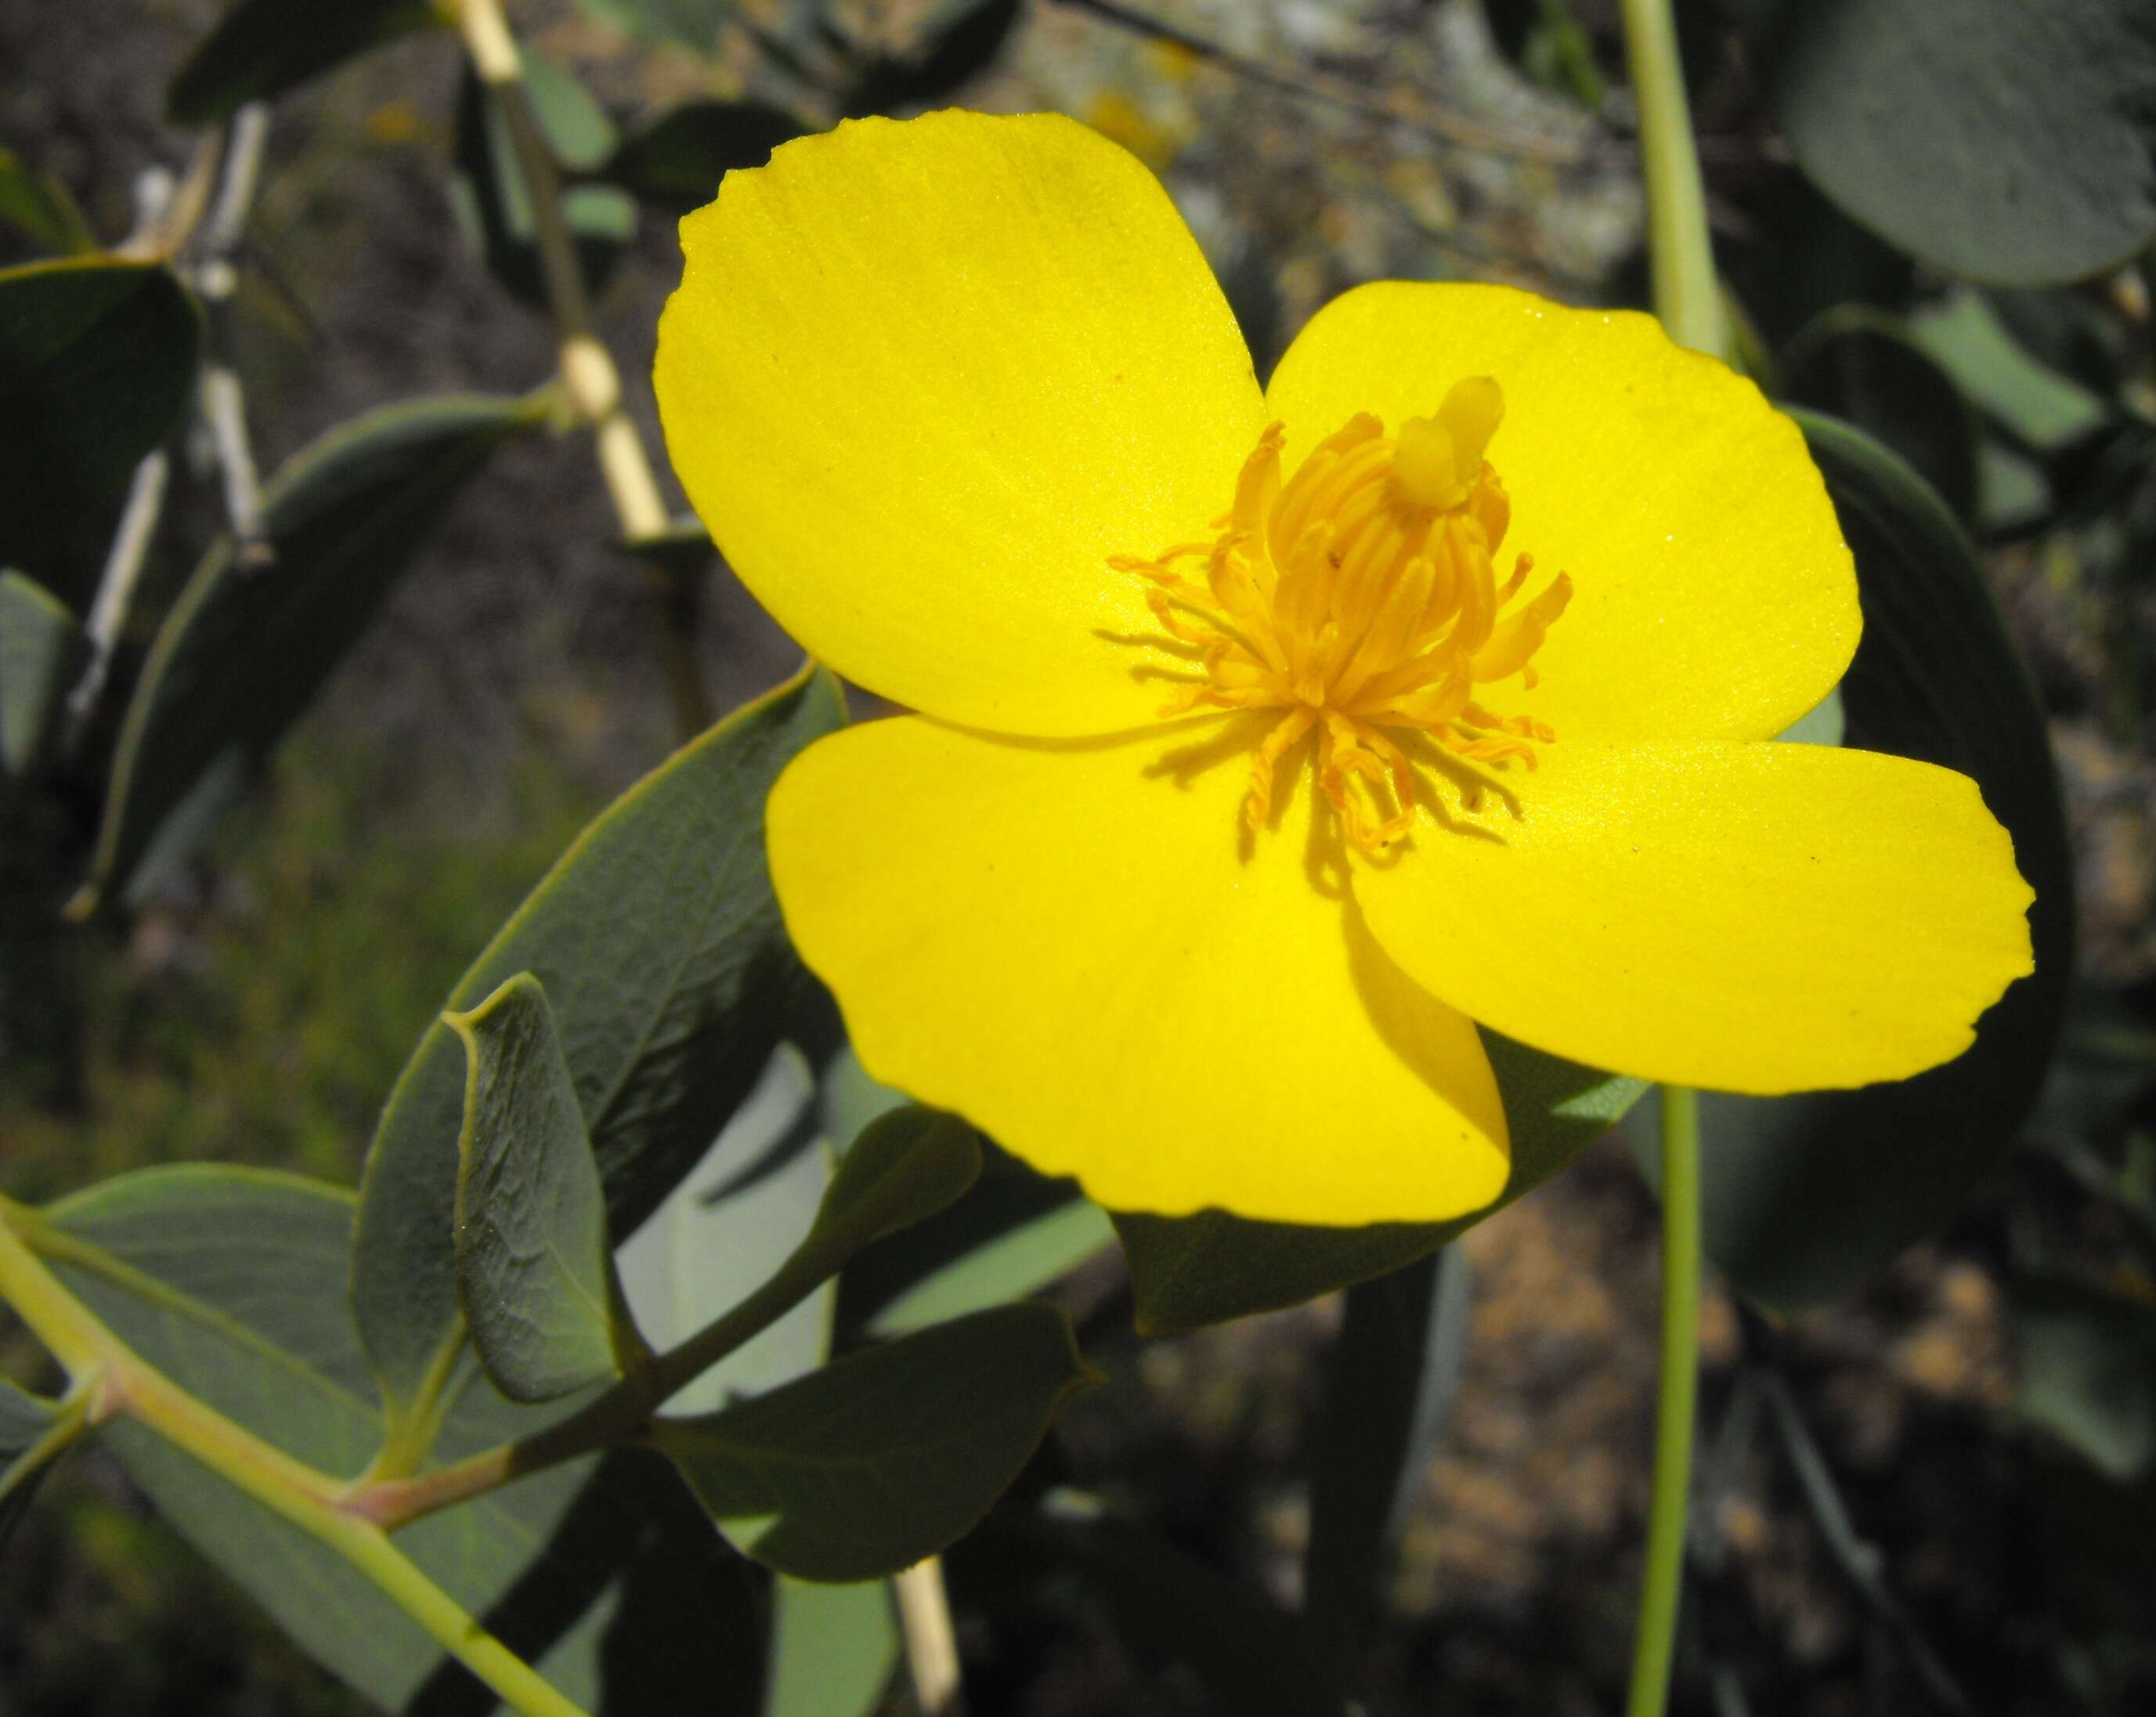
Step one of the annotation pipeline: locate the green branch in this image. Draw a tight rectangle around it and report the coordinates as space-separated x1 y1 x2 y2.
352 1222 845 1529
0 1202 591 1717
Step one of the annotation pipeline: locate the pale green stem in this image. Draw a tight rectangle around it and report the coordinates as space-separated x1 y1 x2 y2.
1620 0 1725 356
1627 1086 1702 1717
352 1229 846 1529
0 1203 591 1717
1617 2 1717 1703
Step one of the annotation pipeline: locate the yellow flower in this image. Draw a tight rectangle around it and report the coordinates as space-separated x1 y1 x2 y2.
655 110 2035 1227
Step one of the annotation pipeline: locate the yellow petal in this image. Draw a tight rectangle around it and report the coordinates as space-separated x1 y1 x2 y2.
656 111 1265 736
1352 739 2033 1093
767 716 1510 1223
1265 283 1858 742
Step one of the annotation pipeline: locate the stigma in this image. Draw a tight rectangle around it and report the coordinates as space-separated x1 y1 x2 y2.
1113 377 1573 851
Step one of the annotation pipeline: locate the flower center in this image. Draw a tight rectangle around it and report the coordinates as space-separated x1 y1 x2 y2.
1111 377 1573 851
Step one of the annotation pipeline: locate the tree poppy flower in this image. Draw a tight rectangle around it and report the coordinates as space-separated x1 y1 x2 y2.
655 110 2034 1226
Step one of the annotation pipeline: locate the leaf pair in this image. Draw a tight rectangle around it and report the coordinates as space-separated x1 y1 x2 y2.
449 974 1092 1583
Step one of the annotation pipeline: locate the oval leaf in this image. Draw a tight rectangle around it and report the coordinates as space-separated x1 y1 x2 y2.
811 1106 983 1256
1908 289 2113 454
0 258 198 578
352 665 845 1425
451 973 637 1403
1114 1030 1644 1331
74 392 542 913
1652 413 2074 1311
168 0 439 125
1749 0 2156 284
655 1303 1092 1581
1782 310 1981 522
23 1165 749 1712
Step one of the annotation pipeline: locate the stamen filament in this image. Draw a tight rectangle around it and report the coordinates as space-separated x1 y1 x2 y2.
1116 379 1572 850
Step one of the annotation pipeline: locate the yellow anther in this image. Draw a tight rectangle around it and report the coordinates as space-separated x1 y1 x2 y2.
1114 378 1571 851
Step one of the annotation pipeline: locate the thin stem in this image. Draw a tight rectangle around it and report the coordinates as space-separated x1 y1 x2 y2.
893 1558 968 1716
0 1204 591 1717
1619 0 1724 357
450 0 710 737
1627 1086 1702 1717
355 1235 841 1529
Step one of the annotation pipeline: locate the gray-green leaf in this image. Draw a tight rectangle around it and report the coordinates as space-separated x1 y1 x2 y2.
451 973 637 1403
27 1164 751 1712
0 258 198 577
1747 0 2156 285
352 665 844 1427
809 1106 982 1259
655 1303 1093 1581
75 392 543 913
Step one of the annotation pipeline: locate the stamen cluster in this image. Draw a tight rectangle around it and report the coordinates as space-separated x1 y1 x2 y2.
1114 377 1573 850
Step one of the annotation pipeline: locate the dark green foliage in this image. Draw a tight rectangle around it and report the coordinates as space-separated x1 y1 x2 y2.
809 1106 982 1255
0 569 88 777
168 0 441 125
1782 312 1982 522
78 393 544 912
352 667 845 1423
840 0 1025 117
603 103 810 214
2017 1275 2156 1483
656 1303 1092 1581
0 259 198 580
31 1165 753 1712
1302 1247 1472 1669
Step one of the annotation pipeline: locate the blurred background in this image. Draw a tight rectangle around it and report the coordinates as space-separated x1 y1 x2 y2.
3 2 2154 1712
